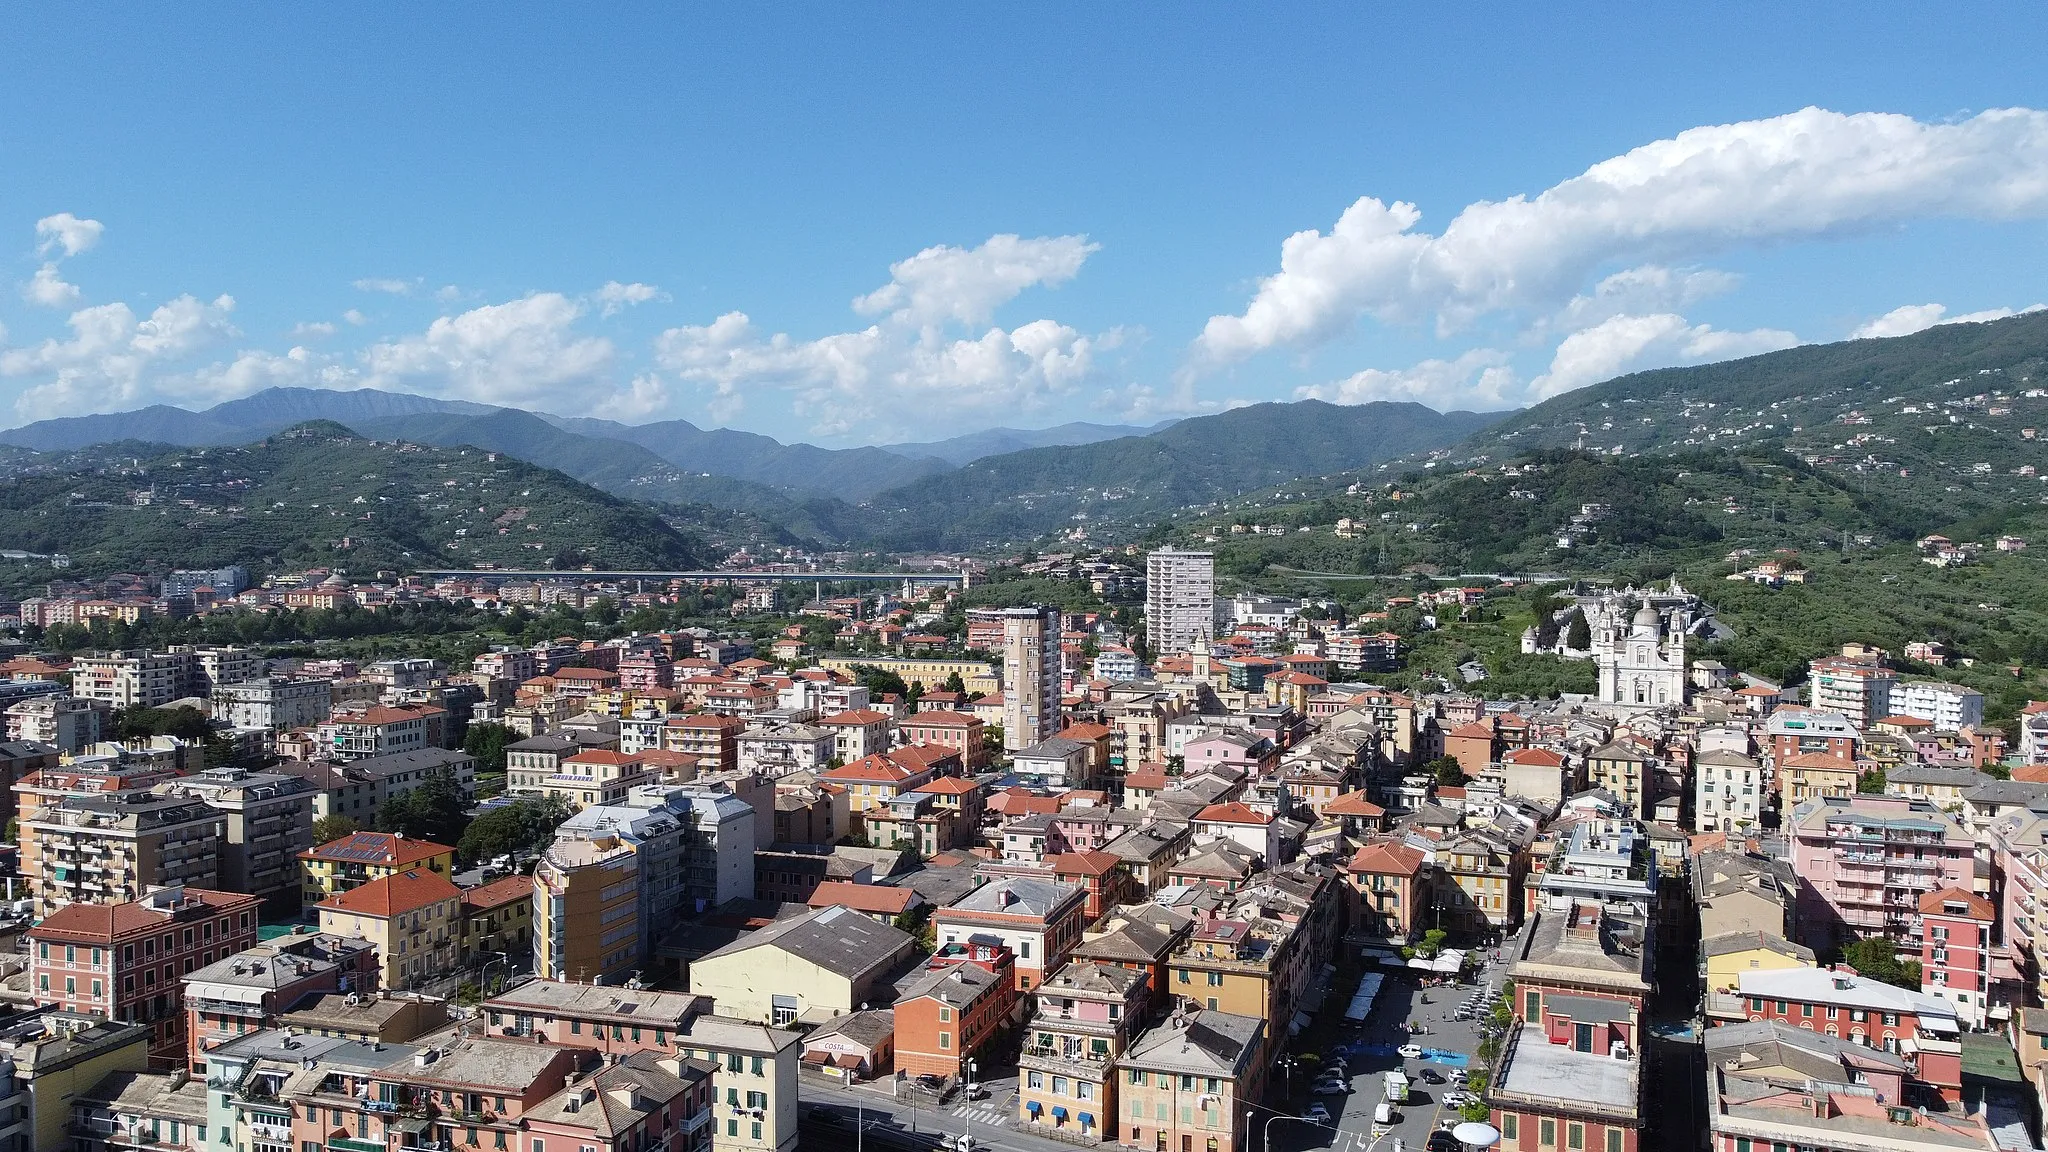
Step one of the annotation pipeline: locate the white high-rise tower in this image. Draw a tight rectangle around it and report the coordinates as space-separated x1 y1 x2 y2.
1145 548 1216 656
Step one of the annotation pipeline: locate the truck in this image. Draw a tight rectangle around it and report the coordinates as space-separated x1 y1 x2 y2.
1384 1069 1410 1104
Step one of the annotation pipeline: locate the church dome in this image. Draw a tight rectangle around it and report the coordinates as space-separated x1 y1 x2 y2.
1631 604 1661 632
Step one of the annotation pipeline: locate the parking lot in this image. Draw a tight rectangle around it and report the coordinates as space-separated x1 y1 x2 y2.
1269 951 1510 1152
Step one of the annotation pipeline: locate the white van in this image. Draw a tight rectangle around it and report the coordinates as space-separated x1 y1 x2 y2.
1375 1101 1396 1125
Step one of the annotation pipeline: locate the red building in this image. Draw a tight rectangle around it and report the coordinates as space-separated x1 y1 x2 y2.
1732 966 1963 1104
1919 886 1995 1030
1049 850 1138 921
28 885 261 1066
893 939 1017 1079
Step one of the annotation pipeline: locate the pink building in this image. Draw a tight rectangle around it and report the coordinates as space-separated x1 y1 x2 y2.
1787 795 1972 951
1919 886 1995 1029
618 649 675 691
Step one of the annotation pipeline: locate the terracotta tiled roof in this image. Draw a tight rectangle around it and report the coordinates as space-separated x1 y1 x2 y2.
300 831 454 868
820 710 894 726
1345 840 1425 876
1050 850 1122 877
30 888 258 943
1502 747 1567 767
461 874 534 912
319 868 463 918
807 880 916 915
1323 791 1385 817
903 710 979 727
1193 802 1272 826
1917 885 1994 919
1447 720 1495 739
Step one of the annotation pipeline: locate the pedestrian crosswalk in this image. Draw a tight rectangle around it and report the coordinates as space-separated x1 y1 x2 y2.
950 1101 1010 1127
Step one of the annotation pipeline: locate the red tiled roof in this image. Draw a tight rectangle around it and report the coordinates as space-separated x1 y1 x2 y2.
1194 802 1272 826
1050 850 1122 877
807 880 916 915
460 874 533 912
319 868 463 919
823 753 917 783
1061 722 1113 741
30 888 259 943
903 710 980 728
1502 747 1566 767
1323 792 1385 817
1781 752 1857 770
1447 721 1495 739
1877 714 1934 728
1345 840 1424 877
1917 886 1993 919
912 776 982 796
1122 770 1170 791
300 831 454 867
565 749 643 766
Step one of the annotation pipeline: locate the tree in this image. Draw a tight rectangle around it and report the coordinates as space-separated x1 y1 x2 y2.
1857 769 1887 794
463 722 517 775
375 766 468 846
1416 928 1449 959
1564 608 1591 650
942 671 967 696
1424 756 1467 787
455 796 575 865
850 664 910 698
1841 936 1921 990
312 815 360 845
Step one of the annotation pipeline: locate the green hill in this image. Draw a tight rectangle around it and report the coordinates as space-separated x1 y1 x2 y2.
860 400 1500 549
0 421 711 587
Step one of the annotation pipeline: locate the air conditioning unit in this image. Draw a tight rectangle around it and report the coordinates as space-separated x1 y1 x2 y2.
1610 1042 1630 1060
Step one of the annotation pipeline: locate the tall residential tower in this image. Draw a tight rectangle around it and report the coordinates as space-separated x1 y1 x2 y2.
1145 548 1216 656
967 605 1060 752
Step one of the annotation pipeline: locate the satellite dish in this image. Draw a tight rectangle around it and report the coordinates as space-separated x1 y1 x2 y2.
1453 1122 1501 1149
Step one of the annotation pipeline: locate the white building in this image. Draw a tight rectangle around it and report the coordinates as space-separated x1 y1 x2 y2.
71 650 190 708
1590 586 1692 712
1808 655 1897 727
1090 646 1146 682
211 676 334 731
1145 548 1217 656
734 723 836 778
1230 594 1301 628
1892 680 1985 731
4 696 108 753
1694 749 1763 833
968 605 1060 751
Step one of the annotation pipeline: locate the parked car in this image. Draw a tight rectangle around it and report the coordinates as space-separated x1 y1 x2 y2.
1427 1131 1462 1152
1398 1044 1425 1059
1444 1091 1478 1108
1419 1069 1445 1084
1306 1103 1333 1124
1311 1079 1349 1096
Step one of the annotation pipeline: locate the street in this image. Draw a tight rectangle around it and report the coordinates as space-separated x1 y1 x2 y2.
1267 949 1511 1152
799 1069 1059 1152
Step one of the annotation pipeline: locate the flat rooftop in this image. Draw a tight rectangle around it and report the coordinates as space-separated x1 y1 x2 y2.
1493 1026 1638 1119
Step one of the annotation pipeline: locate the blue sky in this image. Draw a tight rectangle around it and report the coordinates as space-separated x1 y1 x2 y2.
2 7 2046 445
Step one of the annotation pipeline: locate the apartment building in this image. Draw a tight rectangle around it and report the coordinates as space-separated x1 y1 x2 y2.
1786 794 1973 950
734 723 835 778
1114 1007 1264 1152
1917 886 1995 1030
314 867 464 989
71 651 189 708
1017 958 1149 1142
481 979 802 1152
691 905 917 1025
1704 1022 1995 1152
4 697 107 752
155 767 315 912
968 605 1061 750
23 792 225 916
934 877 1089 991
316 704 432 760
1489 900 1650 1152
1892 679 1987 732
534 833 640 985
893 942 1016 1080
550 784 757 963
1693 749 1763 833
1145 549 1217 656
540 749 654 809
1807 655 1896 727
898 710 989 769
299 830 456 904
817 708 893 762
666 713 749 771
28 885 261 1066
210 676 333 730
180 932 379 1073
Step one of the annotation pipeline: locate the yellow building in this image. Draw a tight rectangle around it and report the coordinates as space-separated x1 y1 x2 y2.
315 867 463 989
815 655 999 696
459 873 536 971
688 905 918 1025
533 834 639 984
1440 829 1527 934
1701 931 1815 1021
0 1011 152 1152
297 830 456 906
1780 752 1860 805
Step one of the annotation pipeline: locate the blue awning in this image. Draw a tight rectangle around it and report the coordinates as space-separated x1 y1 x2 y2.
1079 1112 1095 1127
1052 1106 1068 1120
1026 1101 1042 1113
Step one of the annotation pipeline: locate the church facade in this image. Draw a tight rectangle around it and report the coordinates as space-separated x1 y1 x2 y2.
1590 582 1694 713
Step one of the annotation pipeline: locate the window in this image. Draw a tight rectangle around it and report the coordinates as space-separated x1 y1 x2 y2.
1502 1116 1517 1140
1540 1119 1556 1147
1177 970 1190 984
1206 971 1223 987
1606 1132 1622 1152
1029 1072 1044 1089
1128 1070 1146 1085
1568 1122 1584 1150
939 1008 952 1023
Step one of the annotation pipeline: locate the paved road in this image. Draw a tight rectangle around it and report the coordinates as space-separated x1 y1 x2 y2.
1270 949 1512 1152
799 1072 1064 1152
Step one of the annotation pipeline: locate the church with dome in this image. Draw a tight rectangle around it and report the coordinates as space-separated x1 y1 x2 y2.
1589 580 1695 713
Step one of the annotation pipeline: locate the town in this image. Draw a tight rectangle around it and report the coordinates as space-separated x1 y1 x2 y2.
0 545 2027 1152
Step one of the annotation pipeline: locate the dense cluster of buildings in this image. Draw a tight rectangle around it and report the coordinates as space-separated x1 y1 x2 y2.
12 552 2048 1152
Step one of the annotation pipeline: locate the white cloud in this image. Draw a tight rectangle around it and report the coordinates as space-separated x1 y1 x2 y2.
1195 107 2048 367
1528 313 1798 400
289 320 338 339
0 294 239 419
596 281 667 317
360 293 619 412
655 234 1112 436
22 263 80 308
852 234 1097 327
1852 301 2048 339
352 277 415 295
1551 265 1741 333
342 309 368 326
434 285 463 303
1297 348 1522 409
34 213 103 258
